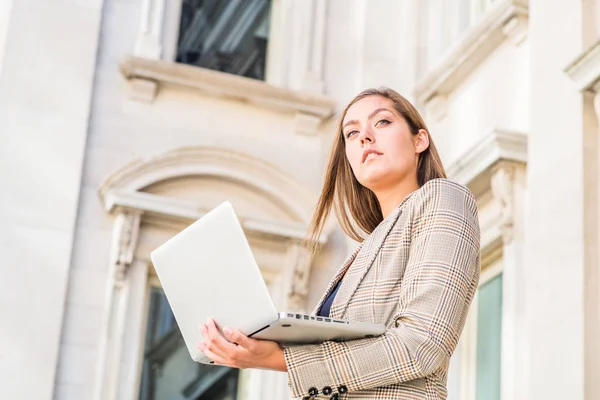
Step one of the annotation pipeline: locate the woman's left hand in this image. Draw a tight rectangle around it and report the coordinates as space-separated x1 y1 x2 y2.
197 318 287 371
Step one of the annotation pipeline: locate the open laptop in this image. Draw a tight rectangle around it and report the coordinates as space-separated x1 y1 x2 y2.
150 201 385 365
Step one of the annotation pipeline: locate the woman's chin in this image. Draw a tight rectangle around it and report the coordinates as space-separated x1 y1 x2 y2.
357 171 392 191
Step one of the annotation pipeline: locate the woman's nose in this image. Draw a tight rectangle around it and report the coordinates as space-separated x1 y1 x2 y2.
359 127 374 143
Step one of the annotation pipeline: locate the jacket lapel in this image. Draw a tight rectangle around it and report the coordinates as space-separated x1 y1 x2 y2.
310 244 362 315
329 207 403 320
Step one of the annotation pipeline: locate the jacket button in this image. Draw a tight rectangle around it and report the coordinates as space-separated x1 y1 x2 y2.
322 386 332 395
308 387 319 396
338 385 348 394
330 394 339 400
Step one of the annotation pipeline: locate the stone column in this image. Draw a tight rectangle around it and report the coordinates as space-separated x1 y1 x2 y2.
0 2 105 398
490 162 527 400
526 0 586 398
94 209 142 400
583 87 600 400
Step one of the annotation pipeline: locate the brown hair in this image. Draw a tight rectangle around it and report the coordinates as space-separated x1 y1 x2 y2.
306 87 446 251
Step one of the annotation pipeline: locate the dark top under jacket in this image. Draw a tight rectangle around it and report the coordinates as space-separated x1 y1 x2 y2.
317 279 342 318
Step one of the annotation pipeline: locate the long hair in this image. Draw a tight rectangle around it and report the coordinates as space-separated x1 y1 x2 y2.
306 87 446 252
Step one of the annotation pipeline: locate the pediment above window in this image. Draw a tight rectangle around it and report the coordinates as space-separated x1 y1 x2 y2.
99 146 323 243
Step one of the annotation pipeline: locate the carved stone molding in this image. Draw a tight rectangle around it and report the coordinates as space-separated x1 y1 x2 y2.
285 243 314 313
490 162 519 244
111 209 143 285
415 0 528 105
119 56 336 129
565 38 600 92
446 128 527 198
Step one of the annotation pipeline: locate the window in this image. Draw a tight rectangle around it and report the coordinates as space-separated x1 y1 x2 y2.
475 273 502 400
176 0 271 81
139 286 239 400
425 0 499 72
447 260 503 400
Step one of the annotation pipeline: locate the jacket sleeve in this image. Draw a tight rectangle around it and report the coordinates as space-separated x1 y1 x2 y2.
283 180 481 399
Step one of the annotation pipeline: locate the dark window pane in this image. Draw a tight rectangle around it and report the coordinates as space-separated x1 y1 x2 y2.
139 287 239 400
176 0 271 80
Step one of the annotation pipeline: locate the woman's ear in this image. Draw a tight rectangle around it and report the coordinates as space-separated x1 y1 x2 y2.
414 129 430 154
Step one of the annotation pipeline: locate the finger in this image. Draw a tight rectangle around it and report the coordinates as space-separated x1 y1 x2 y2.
223 327 254 349
198 323 229 360
197 342 228 366
206 319 238 357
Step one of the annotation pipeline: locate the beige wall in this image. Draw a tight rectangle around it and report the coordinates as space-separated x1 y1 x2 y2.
0 1 105 399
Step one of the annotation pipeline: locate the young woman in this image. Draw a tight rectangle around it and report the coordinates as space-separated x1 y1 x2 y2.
198 87 481 400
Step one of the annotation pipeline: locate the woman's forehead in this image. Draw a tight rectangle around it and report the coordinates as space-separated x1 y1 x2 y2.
344 96 395 122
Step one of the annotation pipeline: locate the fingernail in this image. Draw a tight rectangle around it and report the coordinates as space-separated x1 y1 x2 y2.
223 327 232 335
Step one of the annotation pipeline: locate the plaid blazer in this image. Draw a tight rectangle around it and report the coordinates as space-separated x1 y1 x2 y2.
283 179 481 400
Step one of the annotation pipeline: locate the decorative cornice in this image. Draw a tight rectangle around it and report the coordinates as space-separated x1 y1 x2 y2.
415 0 528 105
564 38 600 92
446 129 527 197
106 190 321 243
99 146 316 224
99 146 327 243
119 55 337 128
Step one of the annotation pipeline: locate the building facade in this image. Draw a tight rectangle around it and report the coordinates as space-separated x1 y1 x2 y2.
1 0 599 399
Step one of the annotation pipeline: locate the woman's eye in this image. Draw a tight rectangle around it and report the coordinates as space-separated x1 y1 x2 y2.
376 119 390 127
346 130 358 138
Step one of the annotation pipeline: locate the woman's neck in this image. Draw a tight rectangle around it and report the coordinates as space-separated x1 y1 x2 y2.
375 179 420 218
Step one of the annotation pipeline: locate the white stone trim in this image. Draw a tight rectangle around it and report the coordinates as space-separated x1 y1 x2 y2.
446 128 527 196
266 0 327 95
490 163 518 244
99 146 318 225
134 0 166 59
119 55 336 135
414 0 528 106
94 210 143 400
565 38 600 92
106 190 318 243
283 243 314 313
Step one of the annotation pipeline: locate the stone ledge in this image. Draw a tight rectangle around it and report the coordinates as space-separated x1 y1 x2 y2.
414 0 529 107
446 128 527 197
105 190 318 243
119 55 337 133
565 38 600 92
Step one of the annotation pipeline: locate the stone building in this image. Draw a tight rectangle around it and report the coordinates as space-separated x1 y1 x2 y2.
1 0 599 399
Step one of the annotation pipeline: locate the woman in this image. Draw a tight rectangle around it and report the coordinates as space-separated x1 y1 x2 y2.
198 87 481 399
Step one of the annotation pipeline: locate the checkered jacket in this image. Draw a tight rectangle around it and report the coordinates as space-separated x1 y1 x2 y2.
283 179 481 399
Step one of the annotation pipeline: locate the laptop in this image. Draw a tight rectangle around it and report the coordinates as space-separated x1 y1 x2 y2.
150 201 385 365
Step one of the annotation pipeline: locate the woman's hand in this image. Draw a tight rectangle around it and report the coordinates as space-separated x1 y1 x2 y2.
197 318 287 372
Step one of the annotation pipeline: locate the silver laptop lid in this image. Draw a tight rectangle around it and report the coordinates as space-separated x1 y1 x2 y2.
150 201 278 362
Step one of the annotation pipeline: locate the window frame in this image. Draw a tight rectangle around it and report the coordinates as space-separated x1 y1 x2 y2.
449 250 503 400
137 276 243 400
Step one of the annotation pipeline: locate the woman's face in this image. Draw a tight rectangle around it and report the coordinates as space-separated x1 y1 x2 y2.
342 95 427 192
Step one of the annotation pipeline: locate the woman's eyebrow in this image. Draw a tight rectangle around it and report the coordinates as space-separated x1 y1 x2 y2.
342 108 392 130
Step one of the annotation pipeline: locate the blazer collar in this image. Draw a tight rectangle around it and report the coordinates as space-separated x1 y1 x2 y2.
329 205 404 320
